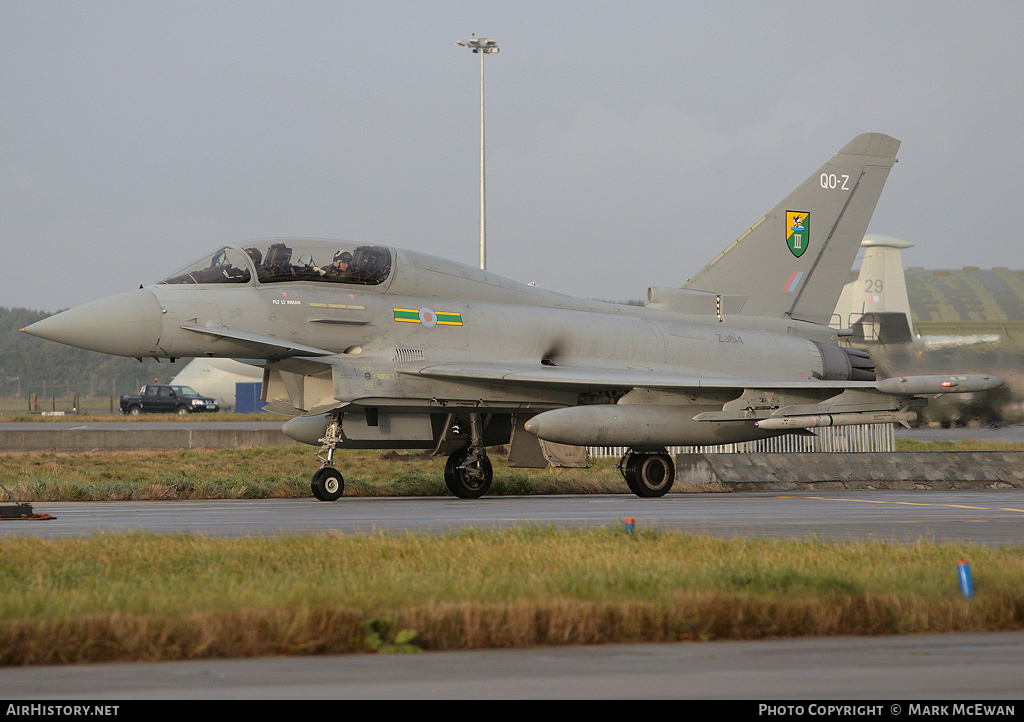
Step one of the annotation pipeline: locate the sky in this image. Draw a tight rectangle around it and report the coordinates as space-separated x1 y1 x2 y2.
3 1 1023 313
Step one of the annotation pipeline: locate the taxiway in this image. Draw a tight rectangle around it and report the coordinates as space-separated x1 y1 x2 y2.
3 489 1023 699
3 490 1023 545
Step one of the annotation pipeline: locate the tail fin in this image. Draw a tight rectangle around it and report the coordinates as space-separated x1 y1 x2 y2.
832 235 916 343
682 133 900 325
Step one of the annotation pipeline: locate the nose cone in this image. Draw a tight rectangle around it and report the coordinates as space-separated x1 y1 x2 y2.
22 289 163 357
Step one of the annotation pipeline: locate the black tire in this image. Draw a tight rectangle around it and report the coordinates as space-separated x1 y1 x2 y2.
127 406 141 416
620 452 643 496
311 466 344 501
176 405 191 415
623 451 675 497
444 448 493 499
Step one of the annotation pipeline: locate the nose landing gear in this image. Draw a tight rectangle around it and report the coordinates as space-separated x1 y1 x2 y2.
311 415 345 501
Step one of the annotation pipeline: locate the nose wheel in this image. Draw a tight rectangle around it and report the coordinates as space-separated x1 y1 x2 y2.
311 466 344 501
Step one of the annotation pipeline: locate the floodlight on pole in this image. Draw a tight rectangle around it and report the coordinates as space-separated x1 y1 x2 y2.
456 35 498 270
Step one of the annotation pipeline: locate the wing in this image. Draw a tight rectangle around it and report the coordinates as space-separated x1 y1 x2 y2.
401 362 1001 447
180 324 336 358
396 361 1002 406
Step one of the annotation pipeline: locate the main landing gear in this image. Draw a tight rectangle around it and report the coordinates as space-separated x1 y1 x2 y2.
619 449 675 497
444 447 493 498
443 412 493 498
309 412 495 501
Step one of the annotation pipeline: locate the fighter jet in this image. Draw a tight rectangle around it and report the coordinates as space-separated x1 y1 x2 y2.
22 133 1002 500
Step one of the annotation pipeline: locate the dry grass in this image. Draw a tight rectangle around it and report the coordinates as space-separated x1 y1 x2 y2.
1 529 1022 665
0 447 692 500
2 438 1020 502
894 438 1024 452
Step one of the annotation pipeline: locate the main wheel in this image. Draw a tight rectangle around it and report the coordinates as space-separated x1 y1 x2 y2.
311 466 344 501
623 451 675 497
444 448 493 499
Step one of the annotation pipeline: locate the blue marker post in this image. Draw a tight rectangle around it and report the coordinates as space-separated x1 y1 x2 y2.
957 561 974 599
624 518 635 535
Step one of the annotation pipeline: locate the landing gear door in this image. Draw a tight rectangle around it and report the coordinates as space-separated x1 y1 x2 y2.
340 411 434 443
509 414 588 468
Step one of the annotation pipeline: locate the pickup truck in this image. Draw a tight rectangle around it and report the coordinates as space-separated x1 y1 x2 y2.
120 384 220 415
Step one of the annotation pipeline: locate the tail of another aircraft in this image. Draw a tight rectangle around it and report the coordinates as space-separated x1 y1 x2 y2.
832 235 916 343
682 133 901 326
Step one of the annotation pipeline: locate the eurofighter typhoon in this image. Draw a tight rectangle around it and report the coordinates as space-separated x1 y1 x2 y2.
23 134 1002 500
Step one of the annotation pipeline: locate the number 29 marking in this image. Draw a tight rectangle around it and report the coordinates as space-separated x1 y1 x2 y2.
820 173 850 190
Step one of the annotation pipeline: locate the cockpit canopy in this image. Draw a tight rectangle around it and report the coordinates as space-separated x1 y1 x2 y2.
158 240 392 287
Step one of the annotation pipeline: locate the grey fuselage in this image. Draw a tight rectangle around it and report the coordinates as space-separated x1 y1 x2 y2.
24 240 867 448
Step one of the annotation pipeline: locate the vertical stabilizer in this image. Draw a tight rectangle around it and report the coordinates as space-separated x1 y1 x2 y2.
682 133 901 325
833 235 915 343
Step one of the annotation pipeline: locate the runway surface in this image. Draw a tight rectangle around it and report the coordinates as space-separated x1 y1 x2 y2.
3 489 1023 699
2 631 1023 700
4 490 1024 545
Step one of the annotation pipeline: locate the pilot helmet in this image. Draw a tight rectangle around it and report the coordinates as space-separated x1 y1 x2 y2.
334 251 352 264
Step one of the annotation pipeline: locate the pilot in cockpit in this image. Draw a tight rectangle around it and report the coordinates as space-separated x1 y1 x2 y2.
244 247 263 268
328 251 354 281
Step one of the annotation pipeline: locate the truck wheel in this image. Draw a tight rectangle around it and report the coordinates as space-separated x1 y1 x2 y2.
128 406 141 416
176 405 191 415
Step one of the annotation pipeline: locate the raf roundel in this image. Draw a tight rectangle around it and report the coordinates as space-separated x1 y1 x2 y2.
419 308 437 327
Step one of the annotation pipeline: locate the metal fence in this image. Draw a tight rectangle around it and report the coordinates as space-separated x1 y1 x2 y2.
587 423 895 458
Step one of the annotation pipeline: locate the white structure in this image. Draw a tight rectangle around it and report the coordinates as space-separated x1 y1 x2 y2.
171 358 262 411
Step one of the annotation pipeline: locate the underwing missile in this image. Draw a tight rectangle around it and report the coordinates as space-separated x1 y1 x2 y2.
755 410 917 430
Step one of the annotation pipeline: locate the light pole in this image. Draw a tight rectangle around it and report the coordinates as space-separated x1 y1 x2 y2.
456 35 498 270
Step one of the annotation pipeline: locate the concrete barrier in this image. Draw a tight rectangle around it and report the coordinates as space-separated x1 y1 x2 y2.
0 427 301 452
676 452 1024 490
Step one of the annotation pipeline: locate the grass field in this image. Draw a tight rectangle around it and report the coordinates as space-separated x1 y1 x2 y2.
0 447 638 501
2 437 1022 666
0 437 1021 502
2 528 1022 665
